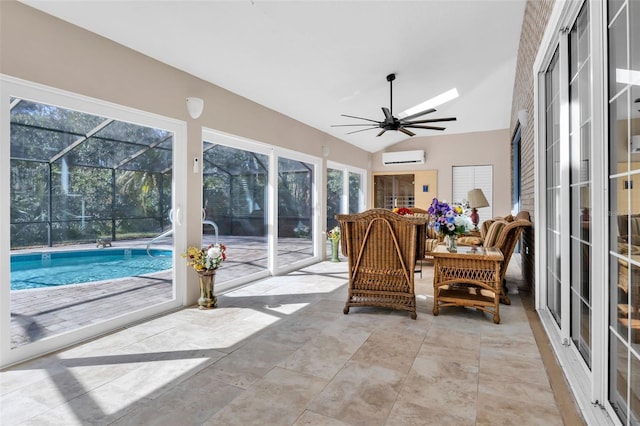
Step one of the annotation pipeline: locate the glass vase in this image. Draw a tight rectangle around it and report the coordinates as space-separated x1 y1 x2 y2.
446 234 458 253
331 239 340 262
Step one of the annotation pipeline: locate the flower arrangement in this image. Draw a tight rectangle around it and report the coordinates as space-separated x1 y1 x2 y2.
327 225 340 242
182 243 227 272
393 207 414 216
427 198 472 237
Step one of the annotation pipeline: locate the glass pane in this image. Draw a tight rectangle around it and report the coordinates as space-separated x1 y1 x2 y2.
632 354 640 421
10 99 175 350
608 0 640 421
327 168 343 259
609 333 629 420
202 143 269 283
278 157 314 267
610 92 630 172
374 174 415 209
608 6 628 97
547 229 562 324
349 172 362 214
611 177 628 252
327 168 343 230
568 2 591 366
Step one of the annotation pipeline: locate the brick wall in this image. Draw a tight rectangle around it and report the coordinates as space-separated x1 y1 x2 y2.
510 0 555 291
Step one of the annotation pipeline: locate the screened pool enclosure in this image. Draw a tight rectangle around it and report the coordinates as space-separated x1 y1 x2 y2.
10 98 316 251
11 98 174 248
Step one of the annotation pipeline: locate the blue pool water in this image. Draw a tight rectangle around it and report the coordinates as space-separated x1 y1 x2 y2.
11 248 173 290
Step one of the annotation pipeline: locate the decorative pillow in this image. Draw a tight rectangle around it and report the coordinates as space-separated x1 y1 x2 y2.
483 220 508 248
458 236 483 246
504 214 516 222
480 220 494 239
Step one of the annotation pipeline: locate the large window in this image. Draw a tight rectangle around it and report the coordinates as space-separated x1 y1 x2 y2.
1 77 185 367
326 162 365 259
277 156 315 268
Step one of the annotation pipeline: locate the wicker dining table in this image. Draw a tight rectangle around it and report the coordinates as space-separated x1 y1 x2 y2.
432 245 504 323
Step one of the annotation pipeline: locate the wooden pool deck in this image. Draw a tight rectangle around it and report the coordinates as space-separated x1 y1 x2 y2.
10 236 328 349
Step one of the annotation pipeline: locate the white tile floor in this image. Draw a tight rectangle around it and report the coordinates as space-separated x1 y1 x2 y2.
1 260 565 426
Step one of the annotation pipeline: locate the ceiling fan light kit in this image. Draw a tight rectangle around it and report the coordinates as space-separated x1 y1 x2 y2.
332 73 457 137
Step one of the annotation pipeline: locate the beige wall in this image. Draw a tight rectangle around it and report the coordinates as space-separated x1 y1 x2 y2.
509 0 555 290
0 2 370 168
370 129 512 216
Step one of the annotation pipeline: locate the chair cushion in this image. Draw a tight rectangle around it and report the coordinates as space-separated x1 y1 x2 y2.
458 236 483 246
484 220 508 248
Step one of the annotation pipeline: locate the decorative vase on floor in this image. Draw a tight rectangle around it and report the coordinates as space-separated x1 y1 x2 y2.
330 239 340 262
446 234 458 253
197 270 217 309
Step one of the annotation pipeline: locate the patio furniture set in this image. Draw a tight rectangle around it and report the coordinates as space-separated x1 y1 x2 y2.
337 209 532 323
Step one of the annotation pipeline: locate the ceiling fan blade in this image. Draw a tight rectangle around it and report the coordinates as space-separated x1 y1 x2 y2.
403 117 457 125
340 114 380 124
346 127 379 135
376 129 386 137
404 124 446 131
400 108 436 122
331 124 382 127
398 127 416 137
382 107 392 120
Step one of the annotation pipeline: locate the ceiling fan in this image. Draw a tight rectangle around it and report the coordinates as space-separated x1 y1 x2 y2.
332 73 457 137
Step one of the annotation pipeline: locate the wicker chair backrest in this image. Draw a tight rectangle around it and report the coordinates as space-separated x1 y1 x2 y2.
336 209 426 271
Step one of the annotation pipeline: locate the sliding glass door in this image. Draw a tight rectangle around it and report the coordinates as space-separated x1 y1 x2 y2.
1 77 184 367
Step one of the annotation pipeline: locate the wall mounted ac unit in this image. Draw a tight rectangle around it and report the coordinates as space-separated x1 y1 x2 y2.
381 150 425 166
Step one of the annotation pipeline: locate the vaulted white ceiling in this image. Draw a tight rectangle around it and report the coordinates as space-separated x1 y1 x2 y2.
20 0 527 153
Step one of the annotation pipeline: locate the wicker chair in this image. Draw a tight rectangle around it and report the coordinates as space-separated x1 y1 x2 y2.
482 211 532 304
336 209 427 319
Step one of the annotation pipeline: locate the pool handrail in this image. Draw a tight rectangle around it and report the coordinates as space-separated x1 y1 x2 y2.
202 220 219 245
146 220 218 257
146 229 173 257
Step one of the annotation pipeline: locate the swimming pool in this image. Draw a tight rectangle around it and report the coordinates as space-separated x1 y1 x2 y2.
11 248 173 290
